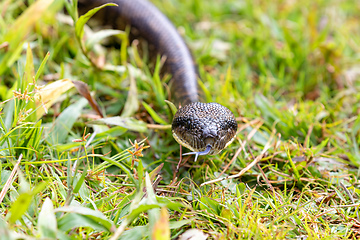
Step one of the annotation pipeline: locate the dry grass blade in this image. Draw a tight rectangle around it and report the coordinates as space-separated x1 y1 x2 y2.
219 139 246 176
200 130 275 186
0 154 22 204
35 79 75 118
220 119 263 176
340 182 359 221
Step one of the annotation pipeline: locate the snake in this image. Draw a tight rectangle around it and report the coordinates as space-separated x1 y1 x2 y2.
78 0 238 161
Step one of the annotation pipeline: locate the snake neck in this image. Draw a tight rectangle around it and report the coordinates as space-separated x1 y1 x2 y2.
78 0 202 106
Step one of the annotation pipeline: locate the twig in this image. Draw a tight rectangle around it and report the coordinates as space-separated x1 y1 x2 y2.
172 145 183 183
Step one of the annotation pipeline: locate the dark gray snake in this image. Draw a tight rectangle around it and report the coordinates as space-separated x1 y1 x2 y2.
78 0 238 161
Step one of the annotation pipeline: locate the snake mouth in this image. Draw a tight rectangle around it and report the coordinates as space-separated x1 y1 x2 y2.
182 145 212 162
203 135 216 149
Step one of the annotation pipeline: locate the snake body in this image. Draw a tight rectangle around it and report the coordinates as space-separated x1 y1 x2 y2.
78 0 237 158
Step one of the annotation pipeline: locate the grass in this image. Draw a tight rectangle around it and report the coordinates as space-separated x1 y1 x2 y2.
1 0 360 239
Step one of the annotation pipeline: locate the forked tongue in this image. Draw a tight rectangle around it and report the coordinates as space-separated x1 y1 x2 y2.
183 145 212 162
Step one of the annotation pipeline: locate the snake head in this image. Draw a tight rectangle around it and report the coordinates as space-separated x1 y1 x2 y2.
172 102 237 160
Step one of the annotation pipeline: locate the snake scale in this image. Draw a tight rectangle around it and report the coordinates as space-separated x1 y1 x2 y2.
78 0 238 161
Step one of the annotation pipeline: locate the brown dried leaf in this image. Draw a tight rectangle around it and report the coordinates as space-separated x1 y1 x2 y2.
72 80 104 118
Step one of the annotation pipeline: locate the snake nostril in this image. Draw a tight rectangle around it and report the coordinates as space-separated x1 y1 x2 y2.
210 129 217 137
201 125 218 139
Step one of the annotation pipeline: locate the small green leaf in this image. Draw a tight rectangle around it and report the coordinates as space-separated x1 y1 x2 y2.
152 56 165 106
58 213 108 232
136 160 144 191
55 206 114 232
295 161 307 172
73 170 88 194
121 74 139 118
156 198 186 212
24 44 36 122
75 3 118 41
221 208 233 220
334 187 346 203
286 147 301 181
94 126 127 139
8 181 47 224
24 43 35 85
312 138 329 155
169 219 193 229
199 196 221 215
308 165 322 178
38 197 57 239
34 52 51 82
164 100 178 116
142 102 168 125
145 173 156 204
46 98 88 144
221 65 232 99
237 182 246 195
8 193 32 224
127 204 163 221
